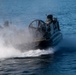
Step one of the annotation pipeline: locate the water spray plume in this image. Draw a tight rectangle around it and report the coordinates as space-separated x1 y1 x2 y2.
0 21 54 59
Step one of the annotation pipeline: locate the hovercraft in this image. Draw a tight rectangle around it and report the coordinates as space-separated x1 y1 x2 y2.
28 19 62 50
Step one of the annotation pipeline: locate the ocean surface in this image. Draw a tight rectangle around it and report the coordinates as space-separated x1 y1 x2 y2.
0 0 76 75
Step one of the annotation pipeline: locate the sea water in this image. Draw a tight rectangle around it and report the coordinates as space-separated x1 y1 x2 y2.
0 0 76 75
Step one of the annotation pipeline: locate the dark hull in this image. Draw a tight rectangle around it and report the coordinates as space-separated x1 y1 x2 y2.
15 31 62 50
28 31 63 50
37 32 62 49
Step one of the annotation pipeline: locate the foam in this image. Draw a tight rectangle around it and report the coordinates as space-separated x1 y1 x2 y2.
0 39 54 59
0 22 54 60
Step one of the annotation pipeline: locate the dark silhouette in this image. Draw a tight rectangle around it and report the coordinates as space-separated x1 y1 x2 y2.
53 18 60 31
46 14 53 25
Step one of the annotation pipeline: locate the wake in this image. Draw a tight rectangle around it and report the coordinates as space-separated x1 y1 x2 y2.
0 21 54 60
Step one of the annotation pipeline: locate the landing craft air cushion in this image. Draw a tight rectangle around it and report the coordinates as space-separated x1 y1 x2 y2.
14 16 62 50
28 18 62 50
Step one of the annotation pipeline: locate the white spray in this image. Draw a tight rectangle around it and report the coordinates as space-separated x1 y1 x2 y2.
0 21 54 59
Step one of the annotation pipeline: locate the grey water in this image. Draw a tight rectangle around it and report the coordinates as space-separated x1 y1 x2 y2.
0 0 76 75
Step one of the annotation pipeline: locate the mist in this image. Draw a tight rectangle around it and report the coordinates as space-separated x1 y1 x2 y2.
0 21 54 59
